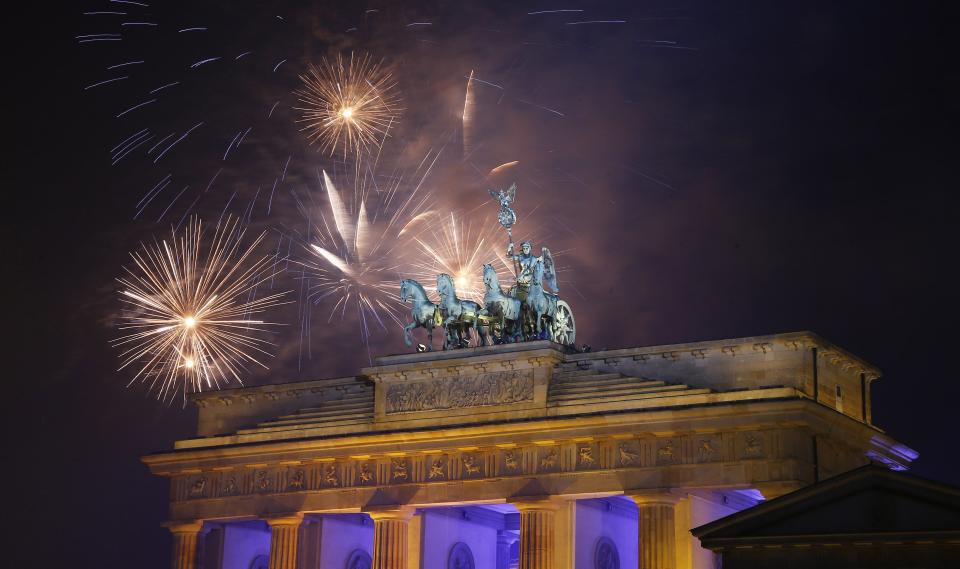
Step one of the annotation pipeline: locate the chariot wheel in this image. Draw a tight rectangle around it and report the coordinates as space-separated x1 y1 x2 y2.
551 300 576 346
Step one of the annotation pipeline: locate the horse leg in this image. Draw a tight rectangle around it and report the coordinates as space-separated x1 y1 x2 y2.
426 325 433 351
403 321 416 347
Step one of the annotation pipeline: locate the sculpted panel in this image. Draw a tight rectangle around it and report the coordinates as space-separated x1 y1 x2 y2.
385 369 534 414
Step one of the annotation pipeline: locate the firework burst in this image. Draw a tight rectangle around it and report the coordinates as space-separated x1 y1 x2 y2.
113 216 289 402
295 52 402 156
408 212 515 303
289 157 439 358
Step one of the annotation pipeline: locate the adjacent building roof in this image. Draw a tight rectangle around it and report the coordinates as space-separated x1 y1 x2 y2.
692 465 960 548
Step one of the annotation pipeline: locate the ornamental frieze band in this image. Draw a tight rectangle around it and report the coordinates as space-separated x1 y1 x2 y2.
385 369 534 414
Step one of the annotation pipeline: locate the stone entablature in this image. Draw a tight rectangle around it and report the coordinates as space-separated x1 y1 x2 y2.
171 426 802 503
147 403 914 522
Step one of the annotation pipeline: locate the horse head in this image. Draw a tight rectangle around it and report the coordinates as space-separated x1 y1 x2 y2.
400 279 427 304
482 264 498 290
436 273 453 299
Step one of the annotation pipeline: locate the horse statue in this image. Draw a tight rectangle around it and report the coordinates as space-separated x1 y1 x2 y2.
482 263 523 343
399 278 442 351
436 273 489 349
525 259 559 339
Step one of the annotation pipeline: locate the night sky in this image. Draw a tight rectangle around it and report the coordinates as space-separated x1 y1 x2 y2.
12 2 958 568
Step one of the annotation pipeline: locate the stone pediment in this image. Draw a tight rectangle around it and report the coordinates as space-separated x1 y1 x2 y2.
692 465 960 545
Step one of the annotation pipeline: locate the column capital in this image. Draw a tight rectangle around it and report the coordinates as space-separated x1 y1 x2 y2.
364 505 415 522
164 520 204 534
264 513 304 527
508 496 565 512
625 489 682 506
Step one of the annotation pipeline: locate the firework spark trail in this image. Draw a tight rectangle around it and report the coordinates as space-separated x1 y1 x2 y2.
462 70 476 158
294 52 402 156
113 216 290 403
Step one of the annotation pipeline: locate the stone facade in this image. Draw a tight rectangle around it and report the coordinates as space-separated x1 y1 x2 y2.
144 332 917 569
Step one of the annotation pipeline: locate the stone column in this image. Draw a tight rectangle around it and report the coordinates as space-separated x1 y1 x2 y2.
628 492 680 569
406 510 423 569
513 499 562 569
266 514 304 569
167 521 204 569
368 507 414 569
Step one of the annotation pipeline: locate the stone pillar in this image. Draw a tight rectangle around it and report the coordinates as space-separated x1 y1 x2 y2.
167 521 204 569
513 499 562 569
368 507 414 569
266 514 304 569
628 492 680 569
407 510 423 569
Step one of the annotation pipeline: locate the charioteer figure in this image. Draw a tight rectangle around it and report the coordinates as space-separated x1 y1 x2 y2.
506 240 558 302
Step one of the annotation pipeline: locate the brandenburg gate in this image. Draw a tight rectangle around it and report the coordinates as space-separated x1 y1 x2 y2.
143 331 916 569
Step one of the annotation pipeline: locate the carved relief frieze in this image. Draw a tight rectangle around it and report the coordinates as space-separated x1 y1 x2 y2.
656 440 676 464
696 436 721 463
538 447 559 472
461 453 482 477
503 450 520 473
577 445 596 469
391 458 409 482
221 475 239 496
169 429 794 502
322 464 340 487
358 463 374 485
385 370 534 414
254 470 273 493
428 456 447 480
189 476 207 499
286 468 305 491
618 443 640 467
741 432 766 459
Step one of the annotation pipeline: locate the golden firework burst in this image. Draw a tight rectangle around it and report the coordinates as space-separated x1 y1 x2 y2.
294 52 402 156
113 216 289 402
